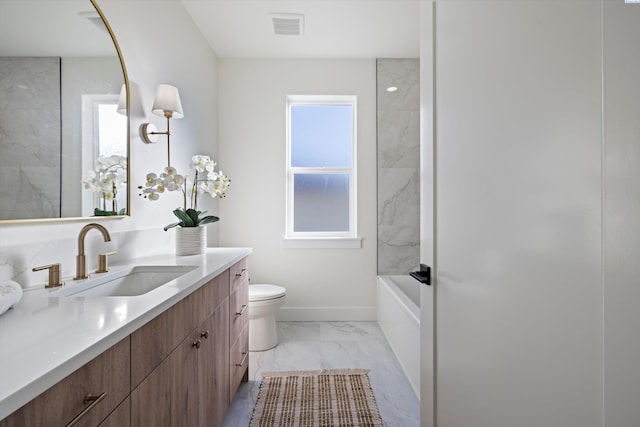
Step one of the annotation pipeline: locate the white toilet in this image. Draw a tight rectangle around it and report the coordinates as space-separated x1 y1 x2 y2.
248 284 287 351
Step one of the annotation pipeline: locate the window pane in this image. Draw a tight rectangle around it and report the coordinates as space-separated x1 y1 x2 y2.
98 103 127 157
293 174 349 232
291 104 352 168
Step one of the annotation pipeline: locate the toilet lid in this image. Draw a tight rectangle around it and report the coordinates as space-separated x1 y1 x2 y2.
249 284 286 301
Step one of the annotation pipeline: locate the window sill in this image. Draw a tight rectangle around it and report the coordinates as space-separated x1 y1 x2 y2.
281 237 363 249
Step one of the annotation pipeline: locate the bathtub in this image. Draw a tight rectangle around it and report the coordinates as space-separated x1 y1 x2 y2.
377 275 421 399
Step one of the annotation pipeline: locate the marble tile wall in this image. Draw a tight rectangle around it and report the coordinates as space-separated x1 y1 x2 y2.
0 57 61 220
377 58 420 275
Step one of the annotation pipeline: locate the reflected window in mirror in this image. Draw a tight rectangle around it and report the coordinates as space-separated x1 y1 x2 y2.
80 94 128 216
98 102 127 158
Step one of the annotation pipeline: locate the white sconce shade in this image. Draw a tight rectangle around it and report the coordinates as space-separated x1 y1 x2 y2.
141 83 184 167
151 84 183 119
116 83 127 116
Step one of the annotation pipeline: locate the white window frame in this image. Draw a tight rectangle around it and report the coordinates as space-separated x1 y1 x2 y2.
283 95 361 248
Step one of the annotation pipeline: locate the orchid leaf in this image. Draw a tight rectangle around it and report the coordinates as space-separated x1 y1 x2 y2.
198 215 219 225
163 221 182 231
173 208 193 226
186 208 200 225
165 207 220 230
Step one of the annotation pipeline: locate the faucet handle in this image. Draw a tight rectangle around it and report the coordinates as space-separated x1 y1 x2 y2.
96 252 116 274
32 263 64 288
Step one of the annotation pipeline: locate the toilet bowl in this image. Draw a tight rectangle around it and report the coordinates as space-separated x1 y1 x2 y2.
248 284 287 351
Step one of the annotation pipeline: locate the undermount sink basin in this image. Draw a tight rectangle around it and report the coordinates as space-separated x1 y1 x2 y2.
47 265 197 297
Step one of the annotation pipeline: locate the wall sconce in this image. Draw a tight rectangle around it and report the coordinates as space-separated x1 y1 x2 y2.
140 84 184 166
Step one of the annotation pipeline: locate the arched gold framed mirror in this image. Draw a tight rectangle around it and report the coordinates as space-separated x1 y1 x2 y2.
0 0 130 222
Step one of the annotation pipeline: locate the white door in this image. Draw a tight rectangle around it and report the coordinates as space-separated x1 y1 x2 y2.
419 2 435 426
602 2 640 426
422 1 604 426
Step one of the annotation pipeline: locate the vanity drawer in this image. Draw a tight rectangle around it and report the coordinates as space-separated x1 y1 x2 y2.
0 337 130 427
229 258 249 293
229 279 249 343
229 323 249 402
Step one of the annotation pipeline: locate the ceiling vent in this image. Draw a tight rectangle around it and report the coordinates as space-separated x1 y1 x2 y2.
270 13 304 36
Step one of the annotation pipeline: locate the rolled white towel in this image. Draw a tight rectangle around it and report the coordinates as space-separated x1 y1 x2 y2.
0 280 23 316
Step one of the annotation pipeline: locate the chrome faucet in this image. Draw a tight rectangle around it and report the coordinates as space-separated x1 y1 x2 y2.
74 223 111 280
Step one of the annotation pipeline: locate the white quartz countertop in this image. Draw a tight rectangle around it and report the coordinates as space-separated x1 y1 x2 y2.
0 247 252 420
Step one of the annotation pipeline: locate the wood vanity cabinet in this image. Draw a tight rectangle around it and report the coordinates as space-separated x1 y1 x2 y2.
229 258 250 402
130 267 235 427
130 328 199 426
0 337 130 427
0 257 248 427
97 398 130 427
198 271 231 426
129 287 202 389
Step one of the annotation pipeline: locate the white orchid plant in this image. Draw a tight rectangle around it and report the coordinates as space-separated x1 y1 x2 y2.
82 155 127 216
139 155 231 230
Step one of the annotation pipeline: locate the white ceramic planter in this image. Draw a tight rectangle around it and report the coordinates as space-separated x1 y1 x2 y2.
175 226 206 256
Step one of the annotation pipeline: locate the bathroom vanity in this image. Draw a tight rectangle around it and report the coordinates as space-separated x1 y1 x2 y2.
0 248 251 426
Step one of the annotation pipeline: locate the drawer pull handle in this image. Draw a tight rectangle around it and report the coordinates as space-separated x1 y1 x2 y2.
192 340 201 349
65 392 106 427
236 304 248 316
235 268 248 277
200 330 209 339
236 351 248 367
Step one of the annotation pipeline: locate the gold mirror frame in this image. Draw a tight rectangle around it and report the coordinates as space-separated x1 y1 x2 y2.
90 0 131 220
0 0 130 224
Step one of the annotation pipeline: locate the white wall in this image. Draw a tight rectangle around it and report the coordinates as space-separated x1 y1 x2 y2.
218 59 378 321
0 0 219 288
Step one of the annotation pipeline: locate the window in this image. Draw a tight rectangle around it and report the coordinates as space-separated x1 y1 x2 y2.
285 95 359 247
96 102 127 158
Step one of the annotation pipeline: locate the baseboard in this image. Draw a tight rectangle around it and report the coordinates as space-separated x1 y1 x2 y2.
276 306 377 322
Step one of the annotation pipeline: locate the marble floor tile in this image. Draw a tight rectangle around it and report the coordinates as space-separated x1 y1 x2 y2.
223 321 420 427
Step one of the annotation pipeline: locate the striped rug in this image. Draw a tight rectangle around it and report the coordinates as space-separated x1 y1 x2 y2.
249 369 383 427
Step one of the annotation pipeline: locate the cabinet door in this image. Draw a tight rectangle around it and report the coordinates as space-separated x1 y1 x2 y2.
130 289 200 388
0 338 130 427
198 300 230 427
98 397 130 427
131 331 199 427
